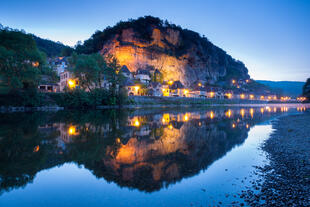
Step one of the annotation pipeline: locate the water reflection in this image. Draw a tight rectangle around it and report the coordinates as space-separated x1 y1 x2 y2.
0 105 308 194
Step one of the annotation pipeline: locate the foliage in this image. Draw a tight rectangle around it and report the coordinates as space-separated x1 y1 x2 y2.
302 78 310 100
0 30 45 91
0 89 48 107
69 53 107 91
49 88 126 108
32 35 72 57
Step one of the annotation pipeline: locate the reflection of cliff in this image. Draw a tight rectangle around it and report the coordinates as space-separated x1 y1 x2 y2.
84 117 248 192
0 107 298 194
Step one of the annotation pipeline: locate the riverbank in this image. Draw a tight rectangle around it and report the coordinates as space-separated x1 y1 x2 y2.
243 112 310 206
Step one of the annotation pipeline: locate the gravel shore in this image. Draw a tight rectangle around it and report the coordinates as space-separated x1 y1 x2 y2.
243 112 310 206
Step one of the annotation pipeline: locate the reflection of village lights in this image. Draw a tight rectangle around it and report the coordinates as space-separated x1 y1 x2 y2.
184 114 189 121
210 111 214 119
225 109 232 118
134 120 140 127
68 79 76 89
250 108 254 118
134 86 140 91
273 107 277 112
260 108 264 114
232 123 236 128
240 94 245 99
246 124 249 129
33 145 40 152
225 93 232 99
249 94 254 99
68 126 76 135
240 109 245 117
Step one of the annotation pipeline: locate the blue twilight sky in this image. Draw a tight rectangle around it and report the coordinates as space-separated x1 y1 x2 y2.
0 0 309 81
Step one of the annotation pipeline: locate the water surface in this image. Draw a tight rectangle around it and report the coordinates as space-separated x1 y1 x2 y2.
0 105 308 206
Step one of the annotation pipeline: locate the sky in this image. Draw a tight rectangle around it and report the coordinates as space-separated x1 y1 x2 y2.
0 0 309 81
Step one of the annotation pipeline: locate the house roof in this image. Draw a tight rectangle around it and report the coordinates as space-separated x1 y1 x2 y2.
136 69 150 75
170 81 184 89
120 65 131 74
149 82 162 88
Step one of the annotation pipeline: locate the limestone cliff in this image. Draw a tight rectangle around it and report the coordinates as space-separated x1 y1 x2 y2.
77 16 250 86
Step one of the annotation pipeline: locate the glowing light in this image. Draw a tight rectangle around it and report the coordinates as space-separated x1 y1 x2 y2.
246 79 250 83
273 107 277 112
249 94 254 99
246 124 249 129
232 80 236 84
32 61 39 67
162 114 170 124
198 83 202 87
232 123 236 128
33 145 40 152
225 93 232 99
225 109 232 118
260 108 264 114
240 109 245 117
250 108 254 118
240 94 245 99
168 80 174 85
68 126 76 135
210 111 214 119
273 96 277 100
168 124 173 129
134 120 140 127
260 96 265 100
210 92 215 98
184 114 189 122
134 86 140 91
68 79 76 89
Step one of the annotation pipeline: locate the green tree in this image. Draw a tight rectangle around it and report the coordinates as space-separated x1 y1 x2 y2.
0 30 45 91
70 53 107 91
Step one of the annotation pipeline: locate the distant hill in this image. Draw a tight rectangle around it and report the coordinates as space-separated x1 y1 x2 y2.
257 80 305 97
32 35 72 57
0 23 71 57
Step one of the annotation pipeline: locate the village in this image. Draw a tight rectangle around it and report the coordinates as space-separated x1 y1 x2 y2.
37 56 299 102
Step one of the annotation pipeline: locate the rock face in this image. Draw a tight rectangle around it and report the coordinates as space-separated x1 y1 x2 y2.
80 16 250 86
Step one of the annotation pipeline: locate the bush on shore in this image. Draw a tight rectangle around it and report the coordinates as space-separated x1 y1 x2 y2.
0 88 128 108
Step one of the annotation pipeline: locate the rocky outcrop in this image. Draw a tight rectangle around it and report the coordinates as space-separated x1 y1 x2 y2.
80 16 250 86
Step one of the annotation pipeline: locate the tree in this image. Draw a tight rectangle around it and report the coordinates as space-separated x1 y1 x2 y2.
0 30 45 91
303 78 310 100
70 53 109 91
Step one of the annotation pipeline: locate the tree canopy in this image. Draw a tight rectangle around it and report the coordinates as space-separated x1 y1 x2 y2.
0 30 45 90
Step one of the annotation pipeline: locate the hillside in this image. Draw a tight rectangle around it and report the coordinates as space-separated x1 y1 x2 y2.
0 23 71 57
257 80 305 97
32 35 72 57
76 16 250 87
